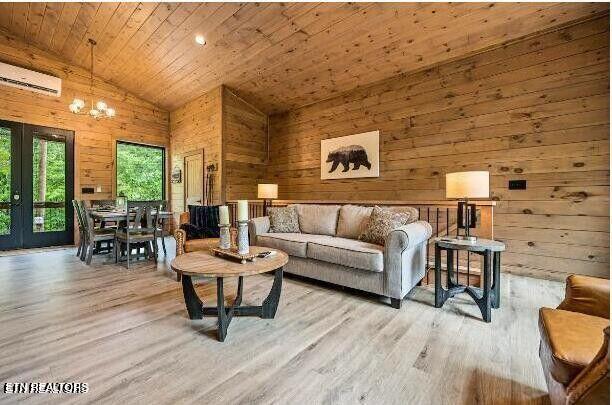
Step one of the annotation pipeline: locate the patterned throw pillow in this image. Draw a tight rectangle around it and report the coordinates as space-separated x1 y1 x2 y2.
268 206 300 233
359 206 415 246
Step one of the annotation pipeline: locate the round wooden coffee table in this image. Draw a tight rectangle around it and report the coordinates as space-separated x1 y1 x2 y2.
170 246 289 342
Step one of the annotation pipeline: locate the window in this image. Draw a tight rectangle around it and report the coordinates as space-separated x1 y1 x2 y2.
116 141 165 200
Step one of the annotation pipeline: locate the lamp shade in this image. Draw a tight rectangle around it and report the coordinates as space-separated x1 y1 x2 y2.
445 171 490 199
258 183 278 199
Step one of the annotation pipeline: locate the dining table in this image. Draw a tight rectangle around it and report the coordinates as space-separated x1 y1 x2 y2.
88 209 174 256
89 209 173 222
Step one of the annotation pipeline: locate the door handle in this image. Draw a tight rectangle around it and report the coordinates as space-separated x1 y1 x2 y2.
12 193 21 206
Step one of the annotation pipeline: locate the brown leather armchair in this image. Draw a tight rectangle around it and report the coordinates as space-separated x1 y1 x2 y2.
173 211 220 281
174 211 220 256
539 274 610 405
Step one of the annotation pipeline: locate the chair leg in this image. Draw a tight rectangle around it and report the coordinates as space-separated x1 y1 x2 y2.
153 238 158 263
76 234 82 257
161 232 167 256
80 239 88 261
126 241 130 269
85 243 94 265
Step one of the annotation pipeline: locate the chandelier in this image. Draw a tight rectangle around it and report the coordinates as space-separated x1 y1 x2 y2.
69 38 115 119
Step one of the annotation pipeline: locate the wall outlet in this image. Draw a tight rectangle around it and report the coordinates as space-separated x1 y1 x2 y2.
509 180 527 190
82 187 94 194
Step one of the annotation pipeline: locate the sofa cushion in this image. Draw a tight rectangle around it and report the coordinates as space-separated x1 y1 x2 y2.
257 233 334 258
387 206 420 220
359 206 416 246
539 307 609 385
336 205 373 239
268 206 300 233
295 204 341 236
307 237 384 272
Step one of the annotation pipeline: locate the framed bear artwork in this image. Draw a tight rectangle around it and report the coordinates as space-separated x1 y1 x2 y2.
320 130 380 180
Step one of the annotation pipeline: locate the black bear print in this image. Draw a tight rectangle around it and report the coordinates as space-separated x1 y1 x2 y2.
326 145 372 173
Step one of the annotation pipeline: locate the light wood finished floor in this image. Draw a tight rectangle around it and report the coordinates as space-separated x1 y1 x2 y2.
0 239 563 404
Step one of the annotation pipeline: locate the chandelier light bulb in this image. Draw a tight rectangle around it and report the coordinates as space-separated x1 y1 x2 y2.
105 108 115 117
69 103 79 113
73 98 85 108
89 109 100 117
96 101 107 111
195 35 206 45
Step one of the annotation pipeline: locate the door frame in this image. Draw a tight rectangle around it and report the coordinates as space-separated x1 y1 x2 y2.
183 149 205 209
0 120 74 250
22 124 75 248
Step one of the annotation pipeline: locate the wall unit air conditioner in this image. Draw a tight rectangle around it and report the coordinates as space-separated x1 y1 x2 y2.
0 61 62 97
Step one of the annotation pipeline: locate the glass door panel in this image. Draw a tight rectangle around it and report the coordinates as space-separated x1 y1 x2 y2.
32 135 67 233
0 121 22 250
22 124 74 248
0 127 11 235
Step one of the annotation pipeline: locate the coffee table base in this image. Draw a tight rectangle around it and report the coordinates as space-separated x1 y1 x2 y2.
181 268 283 342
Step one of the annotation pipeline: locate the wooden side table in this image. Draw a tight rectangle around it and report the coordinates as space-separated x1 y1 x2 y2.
434 237 505 322
170 246 289 341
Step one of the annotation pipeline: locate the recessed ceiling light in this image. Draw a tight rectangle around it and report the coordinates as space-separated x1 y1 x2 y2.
195 35 206 45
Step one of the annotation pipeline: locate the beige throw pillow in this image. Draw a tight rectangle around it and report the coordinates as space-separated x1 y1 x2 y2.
268 206 300 233
295 204 341 236
336 205 374 239
359 206 416 246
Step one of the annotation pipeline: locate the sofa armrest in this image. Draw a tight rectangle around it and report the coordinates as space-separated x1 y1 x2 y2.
174 228 186 256
385 221 433 251
384 221 433 300
567 326 610 403
248 217 270 246
558 275 610 319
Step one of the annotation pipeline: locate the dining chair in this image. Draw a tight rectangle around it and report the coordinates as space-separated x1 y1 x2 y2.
79 200 117 265
114 201 159 268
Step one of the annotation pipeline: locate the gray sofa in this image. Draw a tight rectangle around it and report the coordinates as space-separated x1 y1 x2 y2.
248 204 432 308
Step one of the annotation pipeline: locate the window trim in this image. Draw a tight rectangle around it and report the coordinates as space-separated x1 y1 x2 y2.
115 140 166 200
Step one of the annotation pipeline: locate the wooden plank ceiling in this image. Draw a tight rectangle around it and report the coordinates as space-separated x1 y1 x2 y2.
0 2 607 113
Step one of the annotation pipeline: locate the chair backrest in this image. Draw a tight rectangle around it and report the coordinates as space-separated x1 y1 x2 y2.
72 200 84 232
90 200 116 210
78 200 95 240
126 200 161 231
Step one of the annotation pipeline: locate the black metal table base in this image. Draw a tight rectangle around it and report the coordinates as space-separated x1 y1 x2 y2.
435 246 501 322
181 268 283 341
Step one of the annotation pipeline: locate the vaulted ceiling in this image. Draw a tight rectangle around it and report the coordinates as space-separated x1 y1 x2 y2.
0 2 607 113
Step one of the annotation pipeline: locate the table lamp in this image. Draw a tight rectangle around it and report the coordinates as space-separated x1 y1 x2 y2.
258 184 278 216
445 171 490 241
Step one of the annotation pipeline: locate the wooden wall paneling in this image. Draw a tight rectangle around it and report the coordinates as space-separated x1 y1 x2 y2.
266 16 610 280
0 28 170 207
169 86 223 219
221 87 268 201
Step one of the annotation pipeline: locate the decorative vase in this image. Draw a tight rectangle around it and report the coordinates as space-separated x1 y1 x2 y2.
237 220 249 255
218 224 230 250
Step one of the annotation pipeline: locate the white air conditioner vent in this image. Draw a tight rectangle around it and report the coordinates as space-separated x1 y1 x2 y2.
0 61 62 97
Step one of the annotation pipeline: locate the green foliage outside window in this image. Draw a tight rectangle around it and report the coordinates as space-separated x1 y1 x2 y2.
32 137 66 232
0 128 10 235
116 142 164 201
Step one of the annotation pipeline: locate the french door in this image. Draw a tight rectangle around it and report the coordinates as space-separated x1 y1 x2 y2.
0 120 74 250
